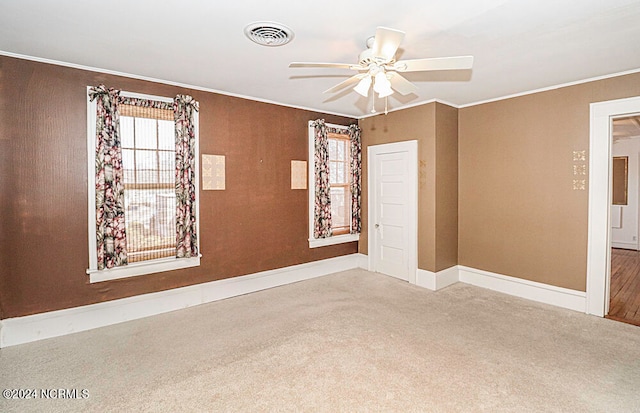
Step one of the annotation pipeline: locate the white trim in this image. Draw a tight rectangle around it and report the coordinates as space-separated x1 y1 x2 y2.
416 266 460 291
85 88 201 283
5 52 640 119
88 256 201 283
356 253 369 270
309 233 359 248
587 96 640 316
415 269 437 289
458 266 586 313
120 90 173 103
87 87 98 271
414 265 586 312
459 68 640 108
0 254 361 348
358 98 461 119
367 140 418 284
1 260 596 348
308 122 315 243
1 51 355 119
611 241 638 250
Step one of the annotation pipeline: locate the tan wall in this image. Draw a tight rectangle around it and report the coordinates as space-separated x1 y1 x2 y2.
0 56 357 319
435 103 459 271
359 102 458 273
458 71 640 291
359 104 435 270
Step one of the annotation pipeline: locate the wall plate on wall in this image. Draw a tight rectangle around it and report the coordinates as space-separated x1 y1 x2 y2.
202 154 225 190
291 160 307 190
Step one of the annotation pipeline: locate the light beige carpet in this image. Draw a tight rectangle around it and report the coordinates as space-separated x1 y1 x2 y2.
1 269 639 412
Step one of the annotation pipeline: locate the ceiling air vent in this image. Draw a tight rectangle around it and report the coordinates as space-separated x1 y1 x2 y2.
244 22 294 47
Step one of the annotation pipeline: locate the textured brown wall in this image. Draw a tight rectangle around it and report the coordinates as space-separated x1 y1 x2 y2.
0 56 357 319
0 136 9 320
434 103 459 272
458 72 640 291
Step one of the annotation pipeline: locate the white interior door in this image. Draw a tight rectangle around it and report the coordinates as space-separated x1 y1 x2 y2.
368 141 417 283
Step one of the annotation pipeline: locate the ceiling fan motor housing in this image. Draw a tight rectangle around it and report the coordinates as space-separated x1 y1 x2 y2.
358 48 394 67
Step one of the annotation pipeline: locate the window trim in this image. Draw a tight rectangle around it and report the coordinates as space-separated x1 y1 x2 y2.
307 121 359 248
86 87 200 283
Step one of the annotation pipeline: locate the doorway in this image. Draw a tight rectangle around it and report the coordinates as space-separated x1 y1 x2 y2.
587 96 640 317
608 115 640 325
367 140 418 284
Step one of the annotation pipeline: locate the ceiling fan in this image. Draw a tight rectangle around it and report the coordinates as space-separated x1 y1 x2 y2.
289 27 473 110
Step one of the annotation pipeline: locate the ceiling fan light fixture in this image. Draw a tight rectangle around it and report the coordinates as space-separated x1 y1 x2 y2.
377 86 394 98
288 26 474 111
354 76 372 97
373 72 393 98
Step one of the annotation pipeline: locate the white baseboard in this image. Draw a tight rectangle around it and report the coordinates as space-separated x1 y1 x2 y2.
457 266 586 313
611 241 638 250
356 253 369 270
0 257 590 348
0 254 361 348
415 266 460 291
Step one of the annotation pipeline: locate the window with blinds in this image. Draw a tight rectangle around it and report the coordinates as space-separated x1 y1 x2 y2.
119 104 176 263
328 132 351 235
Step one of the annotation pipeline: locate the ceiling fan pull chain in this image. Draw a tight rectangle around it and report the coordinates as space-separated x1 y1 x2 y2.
385 96 388 115
371 92 376 113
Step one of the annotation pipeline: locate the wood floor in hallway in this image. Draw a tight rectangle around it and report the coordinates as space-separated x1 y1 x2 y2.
607 248 640 326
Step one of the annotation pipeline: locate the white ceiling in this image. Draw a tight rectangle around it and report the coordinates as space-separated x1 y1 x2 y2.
2 0 640 118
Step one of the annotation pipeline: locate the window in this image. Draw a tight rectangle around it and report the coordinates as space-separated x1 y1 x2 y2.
86 87 200 283
120 107 176 262
328 133 351 235
308 120 361 248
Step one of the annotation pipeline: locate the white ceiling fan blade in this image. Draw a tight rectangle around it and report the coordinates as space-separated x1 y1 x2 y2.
387 72 418 96
323 74 368 94
289 62 358 69
394 56 474 72
371 27 405 61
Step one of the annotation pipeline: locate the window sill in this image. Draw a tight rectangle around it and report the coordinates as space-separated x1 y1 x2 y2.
309 233 359 248
87 255 201 283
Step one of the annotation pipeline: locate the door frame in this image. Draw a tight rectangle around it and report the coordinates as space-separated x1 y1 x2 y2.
367 140 418 284
587 96 640 316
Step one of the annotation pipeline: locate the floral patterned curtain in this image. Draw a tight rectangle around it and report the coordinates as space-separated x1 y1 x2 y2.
312 119 332 238
89 85 128 270
174 95 199 258
348 124 362 234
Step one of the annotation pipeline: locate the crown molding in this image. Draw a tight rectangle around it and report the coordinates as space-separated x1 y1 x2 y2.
2 50 639 118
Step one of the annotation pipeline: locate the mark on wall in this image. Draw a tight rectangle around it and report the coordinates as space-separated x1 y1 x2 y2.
419 160 427 190
202 154 225 190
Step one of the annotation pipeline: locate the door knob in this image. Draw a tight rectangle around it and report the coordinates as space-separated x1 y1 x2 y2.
375 224 380 228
